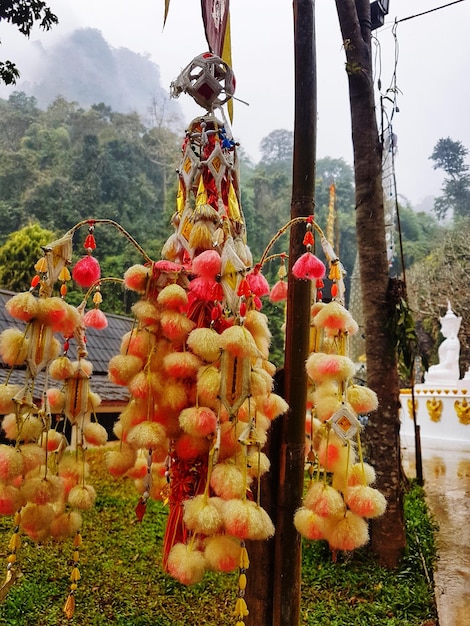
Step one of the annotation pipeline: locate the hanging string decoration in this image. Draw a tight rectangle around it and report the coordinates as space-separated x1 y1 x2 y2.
293 227 386 552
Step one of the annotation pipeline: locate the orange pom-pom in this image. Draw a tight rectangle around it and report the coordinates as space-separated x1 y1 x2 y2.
46 388 65 413
163 352 202 379
269 280 288 303
0 483 24 515
0 444 23 481
303 482 345 517
105 444 137 477
306 353 356 383
123 264 150 293
5 292 39 322
49 510 82 541
346 385 379 414
131 300 160 327
22 474 63 505
219 326 261 358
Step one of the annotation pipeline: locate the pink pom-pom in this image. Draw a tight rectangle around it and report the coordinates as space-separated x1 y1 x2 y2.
192 250 221 279
292 252 325 281
345 485 387 518
179 406 217 438
270 280 288 303
188 277 220 302
204 535 241 572
72 255 101 288
83 308 108 330
246 267 270 297
174 433 210 461
327 511 369 551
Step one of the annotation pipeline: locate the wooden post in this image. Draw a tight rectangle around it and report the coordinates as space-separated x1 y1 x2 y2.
272 1 317 624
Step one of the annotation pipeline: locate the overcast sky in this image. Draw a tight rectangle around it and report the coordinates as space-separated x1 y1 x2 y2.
1 0 469 207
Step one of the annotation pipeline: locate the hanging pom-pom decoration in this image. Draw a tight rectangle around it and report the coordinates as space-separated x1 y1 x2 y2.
83 223 97 252
292 253 325 281
292 218 325 281
83 290 108 330
59 266 71 298
72 256 101 288
246 265 270 298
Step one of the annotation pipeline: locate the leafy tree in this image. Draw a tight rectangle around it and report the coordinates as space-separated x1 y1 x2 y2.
259 129 293 165
430 137 470 220
0 0 58 84
407 219 470 376
0 222 56 291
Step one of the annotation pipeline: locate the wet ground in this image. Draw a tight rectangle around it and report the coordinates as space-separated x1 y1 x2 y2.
401 436 470 626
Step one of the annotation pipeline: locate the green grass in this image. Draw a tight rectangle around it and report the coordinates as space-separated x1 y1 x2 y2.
0 451 437 625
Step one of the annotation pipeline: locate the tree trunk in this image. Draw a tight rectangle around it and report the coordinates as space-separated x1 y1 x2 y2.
333 0 406 567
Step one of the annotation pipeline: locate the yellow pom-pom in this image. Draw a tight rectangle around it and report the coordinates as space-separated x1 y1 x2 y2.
326 510 369 551
219 326 261 358
0 328 28 366
294 507 328 540
204 535 241 572
131 300 160 327
68 484 96 510
183 495 224 535
5 292 39 322
210 463 248 500
83 422 108 447
49 511 83 541
187 327 221 362
49 356 75 380
166 543 207 585
346 385 379 414
105 444 137 477
123 264 151 293
157 283 188 311
345 485 387 518
126 421 167 451
0 384 22 414
22 474 64 506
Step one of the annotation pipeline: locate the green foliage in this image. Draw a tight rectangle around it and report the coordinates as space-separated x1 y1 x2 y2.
0 222 56 291
0 1 58 85
386 279 420 383
0 454 437 625
429 137 470 220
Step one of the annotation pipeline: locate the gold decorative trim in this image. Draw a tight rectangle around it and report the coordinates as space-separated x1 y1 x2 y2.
426 398 443 423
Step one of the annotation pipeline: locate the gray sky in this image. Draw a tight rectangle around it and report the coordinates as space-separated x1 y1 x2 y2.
1 0 469 206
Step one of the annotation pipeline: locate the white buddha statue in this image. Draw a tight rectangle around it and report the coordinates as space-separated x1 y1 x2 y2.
424 301 461 385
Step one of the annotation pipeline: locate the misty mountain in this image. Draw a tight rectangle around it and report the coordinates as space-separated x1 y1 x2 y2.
18 28 182 127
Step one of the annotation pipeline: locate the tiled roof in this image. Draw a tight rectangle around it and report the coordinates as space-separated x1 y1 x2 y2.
0 289 132 404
